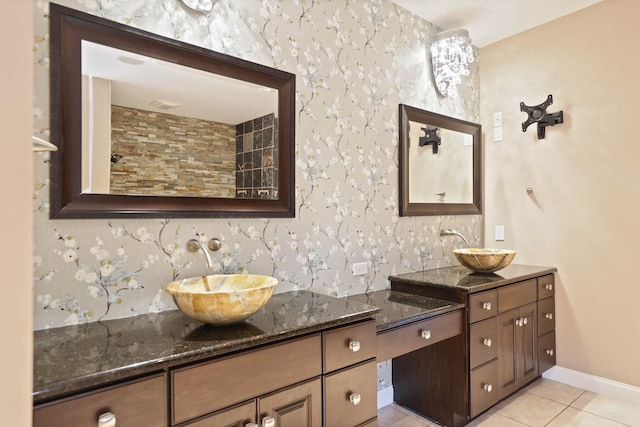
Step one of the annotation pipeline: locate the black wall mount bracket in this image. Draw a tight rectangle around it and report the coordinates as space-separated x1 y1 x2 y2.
419 127 441 153
520 94 564 139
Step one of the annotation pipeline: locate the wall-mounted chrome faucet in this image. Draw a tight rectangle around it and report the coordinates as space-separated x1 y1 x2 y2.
186 238 221 270
440 229 469 247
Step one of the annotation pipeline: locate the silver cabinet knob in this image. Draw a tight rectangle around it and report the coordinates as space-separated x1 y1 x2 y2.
546 349 554 356
348 340 361 352
482 302 492 310
421 330 431 340
349 393 361 406
515 318 522 327
98 412 116 427
545 313 553 320
262 417 275 427
483 338 492 347
483 383 493 393
545 284 553 291
523 317 528 325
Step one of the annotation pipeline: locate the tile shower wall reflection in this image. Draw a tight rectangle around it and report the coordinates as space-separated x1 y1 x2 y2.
235 113 278 199
32 0 480 330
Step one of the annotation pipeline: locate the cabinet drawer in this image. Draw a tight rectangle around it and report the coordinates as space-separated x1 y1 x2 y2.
184 400 255 427
538 274 555 299
33 374 166 427
537 297 555 336
470 317 498 369
498 280 537 313
470 360 499 417
324 360 377 427
539 331 556 374
469 290 497 323
377 310 463 361
324 320 376 373
172 334 321 424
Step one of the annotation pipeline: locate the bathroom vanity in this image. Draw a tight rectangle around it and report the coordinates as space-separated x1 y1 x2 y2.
33 264 555 427
390 264 557 426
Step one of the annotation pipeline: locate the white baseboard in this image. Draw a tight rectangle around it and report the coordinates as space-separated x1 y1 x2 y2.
543 366 640 405
377 386 394 409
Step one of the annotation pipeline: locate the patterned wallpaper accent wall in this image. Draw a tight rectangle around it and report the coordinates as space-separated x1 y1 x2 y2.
32 0 481 330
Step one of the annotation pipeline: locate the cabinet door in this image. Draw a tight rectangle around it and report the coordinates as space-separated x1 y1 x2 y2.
498 308 519 399
257 378 321 427
498 303 538 399
183 400 255 427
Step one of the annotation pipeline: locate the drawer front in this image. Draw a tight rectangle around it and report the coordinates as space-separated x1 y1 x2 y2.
377 310 463 361
184 400 255 427
539 331 556 374
324 360 377 427
470 360 500 417
469 290 498 323
498 279 537 313
33 374 166 427
470 317 499 369
172 334 321 424
538 274 555 299
324 320 376 373
537 297 555 336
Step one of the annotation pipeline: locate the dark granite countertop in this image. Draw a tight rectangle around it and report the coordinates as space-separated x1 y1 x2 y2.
389 264 557 294
33 291 379 403
345 290 464 332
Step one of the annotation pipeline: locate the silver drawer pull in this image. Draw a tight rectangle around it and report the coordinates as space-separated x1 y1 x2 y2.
348 340 361 352
545 313 553 320
482 302 492 310
545 284 553 291
546 349 554 356
483 338 492 347
262 417 275 427
350 393 361 406
483 383 493 393
421 330 431 340
98 412 116 427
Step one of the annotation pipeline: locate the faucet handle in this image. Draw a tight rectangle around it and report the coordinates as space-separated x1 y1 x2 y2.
208 238 222 251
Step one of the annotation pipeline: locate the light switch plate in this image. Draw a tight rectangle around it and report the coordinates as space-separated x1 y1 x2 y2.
493 126 503 142
352 262 368 276
495 225 505 241
493 112 503 127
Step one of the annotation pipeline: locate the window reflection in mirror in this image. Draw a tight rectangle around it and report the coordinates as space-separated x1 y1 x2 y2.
81 41 279 200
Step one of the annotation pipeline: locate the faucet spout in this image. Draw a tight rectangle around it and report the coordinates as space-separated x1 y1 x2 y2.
186 239 214 269
440 229 469 247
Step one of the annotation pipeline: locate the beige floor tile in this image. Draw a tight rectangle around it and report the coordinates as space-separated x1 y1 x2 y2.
546 407 630 427
496 392 566 427
571 392 640 426
378 404 437 427
524 378 585 405
466 410 529 426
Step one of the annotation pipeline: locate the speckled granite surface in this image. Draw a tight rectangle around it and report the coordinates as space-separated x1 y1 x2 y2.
389 264 557 294
345 290 463 332
33 291 379 402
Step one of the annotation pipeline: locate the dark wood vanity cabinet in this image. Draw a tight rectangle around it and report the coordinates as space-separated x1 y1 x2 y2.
34 320 377 427
391 267 557 425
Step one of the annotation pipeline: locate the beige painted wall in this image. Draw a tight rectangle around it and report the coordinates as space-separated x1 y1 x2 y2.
481 0 640 387
0 0 33 424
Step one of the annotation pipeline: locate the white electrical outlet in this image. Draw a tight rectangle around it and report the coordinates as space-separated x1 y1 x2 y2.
352 262 368 276
493 112 503 127
495 225 505 241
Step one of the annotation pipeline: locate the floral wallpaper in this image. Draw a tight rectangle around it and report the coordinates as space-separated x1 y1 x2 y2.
32 0 481 330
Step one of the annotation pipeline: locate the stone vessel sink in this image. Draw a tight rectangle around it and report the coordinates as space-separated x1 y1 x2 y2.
453 248 516 273
165 274 278 325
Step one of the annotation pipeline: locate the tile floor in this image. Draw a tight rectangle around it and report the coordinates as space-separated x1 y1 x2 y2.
378 378 640 427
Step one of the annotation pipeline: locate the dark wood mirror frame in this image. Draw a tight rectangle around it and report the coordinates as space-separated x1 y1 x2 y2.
398 104 482 216
49 3 295 219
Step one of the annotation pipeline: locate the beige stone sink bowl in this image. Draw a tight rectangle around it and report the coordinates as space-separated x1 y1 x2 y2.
165 274 278 325
453 248 516 273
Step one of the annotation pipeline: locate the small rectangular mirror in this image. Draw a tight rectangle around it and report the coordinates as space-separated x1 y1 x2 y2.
398 104 482 216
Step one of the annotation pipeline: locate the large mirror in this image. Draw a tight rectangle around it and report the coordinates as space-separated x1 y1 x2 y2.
49 3 295 218
398 104 482 216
